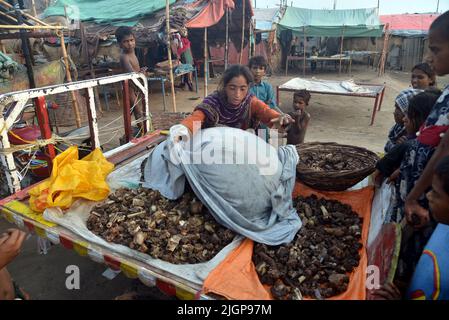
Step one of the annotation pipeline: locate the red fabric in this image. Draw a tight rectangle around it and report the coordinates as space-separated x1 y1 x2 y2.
187 0 235 28
417 124 449 147
177 38 191 56
380 14 439 31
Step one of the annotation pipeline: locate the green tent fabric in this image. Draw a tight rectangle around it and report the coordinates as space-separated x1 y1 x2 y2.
277 7 383 37
43 0 176 26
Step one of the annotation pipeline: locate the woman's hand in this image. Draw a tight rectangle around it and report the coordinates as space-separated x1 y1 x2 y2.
270 114 295 129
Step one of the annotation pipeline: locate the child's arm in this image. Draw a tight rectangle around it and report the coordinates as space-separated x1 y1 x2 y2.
405 130 449 227
265 83 282 112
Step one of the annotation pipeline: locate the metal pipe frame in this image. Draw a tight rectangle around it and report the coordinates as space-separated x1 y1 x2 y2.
0 72 150 195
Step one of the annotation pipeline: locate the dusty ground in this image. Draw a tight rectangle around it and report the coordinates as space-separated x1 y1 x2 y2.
2 64 448 299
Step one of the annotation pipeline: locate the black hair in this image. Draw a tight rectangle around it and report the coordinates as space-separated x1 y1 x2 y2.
407 89 441 132
412 62 436 86
248 56 268 69
430 10 449 40
293 90 311 105
115 26 134 43
218 64 253 91
435 155 449 195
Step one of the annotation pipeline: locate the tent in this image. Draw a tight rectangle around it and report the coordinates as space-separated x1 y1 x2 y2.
277 7 383 38
43 0 177 26
380 13 439 37
379 13 439 71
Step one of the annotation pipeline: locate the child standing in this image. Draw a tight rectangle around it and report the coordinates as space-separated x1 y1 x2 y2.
248 56 282 141
248 56 279 111
411 62 436 90
286 90 311 145
375 90 441 188
115 26 146 122
384 89 422 153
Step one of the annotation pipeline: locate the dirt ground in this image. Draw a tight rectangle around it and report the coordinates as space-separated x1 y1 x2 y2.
2 64 448 299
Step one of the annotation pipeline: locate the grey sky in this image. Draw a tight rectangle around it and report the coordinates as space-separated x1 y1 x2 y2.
254 0 449 14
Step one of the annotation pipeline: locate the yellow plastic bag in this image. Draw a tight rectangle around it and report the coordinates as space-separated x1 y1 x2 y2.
29 146 114 212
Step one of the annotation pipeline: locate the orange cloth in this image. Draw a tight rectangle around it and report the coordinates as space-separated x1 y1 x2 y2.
203 182 375 300
180 96 280 134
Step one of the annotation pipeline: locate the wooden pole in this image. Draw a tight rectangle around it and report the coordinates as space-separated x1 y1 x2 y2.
204 27 208 97
31 0 37 17
225 7 229 70
14 6 35 88
339 26 345 75
0 25 66 30
378 23 389 76
59 31 82 127
303 26 306 76
239 0 246 64
165 0 177 112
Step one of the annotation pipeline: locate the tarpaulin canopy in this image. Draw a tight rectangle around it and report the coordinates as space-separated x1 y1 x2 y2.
253 8 279 30
43 0 176 26
380 14 439 37
277 7 383 38
186 0 235 28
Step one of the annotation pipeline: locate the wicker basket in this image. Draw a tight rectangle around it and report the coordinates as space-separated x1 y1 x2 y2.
150 111 191 131
295 142 379 191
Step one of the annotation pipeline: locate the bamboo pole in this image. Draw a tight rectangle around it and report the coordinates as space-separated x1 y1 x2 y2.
0 11 18 23
59 31 82 128
303 26 306 76
165 0 177 112
0 0 51 26
339 26 345 75
204 27 208 97
378 23 389 76
225 7 229 70
31 0 37 17
239 0 246 64
0 24 66 30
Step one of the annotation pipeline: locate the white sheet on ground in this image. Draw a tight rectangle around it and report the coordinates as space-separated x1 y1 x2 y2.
279 78 377 95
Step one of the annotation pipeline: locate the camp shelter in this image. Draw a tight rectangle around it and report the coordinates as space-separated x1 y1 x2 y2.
250 7 284 72
379 13 439 71
187 0 253 69
275 7 383 73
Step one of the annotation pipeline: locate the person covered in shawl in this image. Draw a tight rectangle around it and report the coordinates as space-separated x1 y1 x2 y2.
384 88 423 153
178 64 294 139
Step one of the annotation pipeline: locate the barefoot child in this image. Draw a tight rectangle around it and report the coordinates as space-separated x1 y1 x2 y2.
287 90 311 145
115 26 145 123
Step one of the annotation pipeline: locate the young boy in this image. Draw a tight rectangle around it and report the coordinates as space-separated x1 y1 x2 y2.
115 26 145 122
286 90 311 145
404 10 449 226
248 56 279 111
373 156 449 300
248 56 281 141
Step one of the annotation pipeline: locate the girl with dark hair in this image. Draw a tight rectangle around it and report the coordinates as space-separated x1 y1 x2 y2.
178 64 293 139
411 62 436 90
